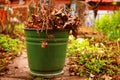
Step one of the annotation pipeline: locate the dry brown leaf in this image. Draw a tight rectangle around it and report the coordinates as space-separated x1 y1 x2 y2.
41 41 48 48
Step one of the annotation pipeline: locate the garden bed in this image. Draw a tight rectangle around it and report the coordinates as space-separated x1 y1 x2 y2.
67 35 120 80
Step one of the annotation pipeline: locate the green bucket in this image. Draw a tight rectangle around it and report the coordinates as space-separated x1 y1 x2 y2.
24 29 69 77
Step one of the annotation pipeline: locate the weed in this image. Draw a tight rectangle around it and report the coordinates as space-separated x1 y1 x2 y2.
95 10 120 40
67 36 120 78
0 34 23 53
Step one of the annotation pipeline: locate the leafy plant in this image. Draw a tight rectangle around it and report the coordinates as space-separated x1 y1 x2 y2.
95 10 120 40
95 14 110 34
67 36 99 57
0 34 23 53
0 34 23 71
67 36 120 78
13 24 24 37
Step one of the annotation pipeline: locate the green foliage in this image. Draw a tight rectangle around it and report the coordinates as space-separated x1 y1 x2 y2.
0 34 23 53
14 24 24 37
95 14 110 34
67 36 99 57
0 34 23 71
67 36 120 77
95 10 120 40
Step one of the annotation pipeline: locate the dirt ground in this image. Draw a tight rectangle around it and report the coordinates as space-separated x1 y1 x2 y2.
0 49 86 80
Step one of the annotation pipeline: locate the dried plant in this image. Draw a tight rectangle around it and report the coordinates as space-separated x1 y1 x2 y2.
25 3 80 38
